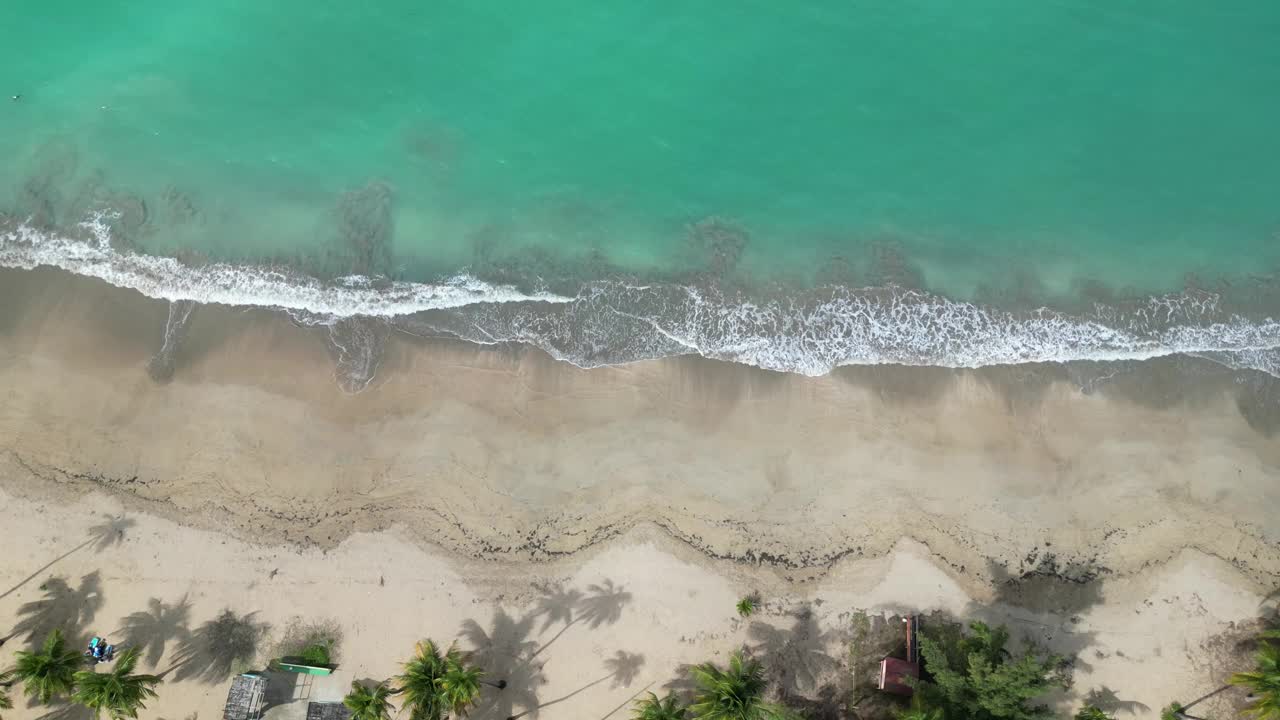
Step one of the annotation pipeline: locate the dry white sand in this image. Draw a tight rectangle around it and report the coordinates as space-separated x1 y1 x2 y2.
0 487 1269 720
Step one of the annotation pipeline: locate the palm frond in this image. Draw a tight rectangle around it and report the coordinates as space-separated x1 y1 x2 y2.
397 640 446 720
689 651 784 720
71 648 161 720
633 691 687 720
13 629 81 704
1 673 14 716
1232 639 1280 720
343 682 394 720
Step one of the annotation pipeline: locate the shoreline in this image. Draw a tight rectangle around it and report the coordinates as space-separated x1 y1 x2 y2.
1 267 1277 587
1 266 1279 717
6 220 1280 378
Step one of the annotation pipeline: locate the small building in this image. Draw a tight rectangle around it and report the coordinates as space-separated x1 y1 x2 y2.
878 615 921 696
224 673 267 720
878 656 920 696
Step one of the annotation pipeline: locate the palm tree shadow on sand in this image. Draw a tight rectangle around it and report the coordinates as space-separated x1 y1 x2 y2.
0 516 134 603
117 595 194 668
748 604 840 699
982 556 1103 677
1083 686 1151 716
459 579 635 720
507 650 645 720
4 572 104 648
460 608 545 720
660 662 700 703
165 609 270 683
32 701 93 720
529 579 633 658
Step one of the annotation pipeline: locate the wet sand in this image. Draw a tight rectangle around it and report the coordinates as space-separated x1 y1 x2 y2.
1 267 1279 718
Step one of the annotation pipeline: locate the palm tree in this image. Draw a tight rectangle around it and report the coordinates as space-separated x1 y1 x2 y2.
437 648 484 717
633 692 687 720
894 696 943 720
12 629 81 704
344 681 395 720
397 640 447 720
1 671 13 720
1232 630 1280 719
689 651 791 720
1074 707 1115 720
397 640 492 720
71 647 161 720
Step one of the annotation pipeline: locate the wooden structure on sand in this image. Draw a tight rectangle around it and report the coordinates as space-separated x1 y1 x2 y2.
306 702 352 720
223 673 267 720
878 615 921 696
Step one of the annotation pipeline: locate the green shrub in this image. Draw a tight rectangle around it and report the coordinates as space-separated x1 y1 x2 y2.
915 621 1067 720
299 640 333 667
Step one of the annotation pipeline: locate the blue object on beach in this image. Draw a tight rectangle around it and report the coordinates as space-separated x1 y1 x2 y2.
85 637 115 663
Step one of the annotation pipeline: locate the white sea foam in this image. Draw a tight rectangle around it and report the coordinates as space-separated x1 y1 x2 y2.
5 214 1280 379
0 214 570 315
422 283 1280 378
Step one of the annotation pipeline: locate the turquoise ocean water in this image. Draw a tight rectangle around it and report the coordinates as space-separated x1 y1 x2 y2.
2 1 1280 377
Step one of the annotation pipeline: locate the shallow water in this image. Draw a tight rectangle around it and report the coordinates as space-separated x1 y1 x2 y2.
3 2 1280 376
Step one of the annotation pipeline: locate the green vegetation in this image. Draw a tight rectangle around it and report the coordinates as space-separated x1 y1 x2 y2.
0 671 12 720
8 582 1273 720
689 651 791 720
12 629 81 704
344 681 395 720
396 640 447 720
913 621 1066 720
397 640 444 719
299 640 333 667
274 618 341 669
846 609 876 710
71 647 161 720
392 639 488 720
633 691 688 720
1232 629 1280 719
895 696 944 720
436 646 484 717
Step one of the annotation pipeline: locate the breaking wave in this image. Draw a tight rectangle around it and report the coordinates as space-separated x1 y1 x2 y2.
4 214 1280 379
0 213 570 315
409 283 1280 377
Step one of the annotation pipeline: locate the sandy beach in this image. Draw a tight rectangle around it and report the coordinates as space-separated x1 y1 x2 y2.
2 267 1279 719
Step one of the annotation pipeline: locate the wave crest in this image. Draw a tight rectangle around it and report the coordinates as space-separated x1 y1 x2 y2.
4 215 1280 378
0 214 569 315
410 283 1280 377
